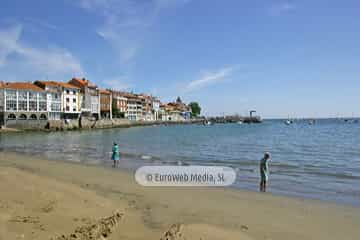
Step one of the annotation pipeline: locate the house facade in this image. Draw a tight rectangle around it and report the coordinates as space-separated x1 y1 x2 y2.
140 94 154 121
125 93 144 121
34 81 81 120
111 90 128 118
100 89 112 119
60 83 81 119
69 78 100 119
160 101 192 121
152 97 161 121
0 82 49 127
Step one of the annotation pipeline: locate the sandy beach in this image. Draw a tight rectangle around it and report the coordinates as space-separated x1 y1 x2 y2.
0 151 359 240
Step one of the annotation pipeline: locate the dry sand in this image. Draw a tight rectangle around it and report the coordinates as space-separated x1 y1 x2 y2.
0 151 359 240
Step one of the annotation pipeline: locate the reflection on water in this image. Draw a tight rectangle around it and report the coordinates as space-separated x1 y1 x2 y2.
1 119 360 205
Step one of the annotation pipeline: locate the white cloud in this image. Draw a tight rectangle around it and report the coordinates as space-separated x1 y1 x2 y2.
0 24 84 78
79 0 190 63
269 2 296 16
185 66 236 92
0 25 21 66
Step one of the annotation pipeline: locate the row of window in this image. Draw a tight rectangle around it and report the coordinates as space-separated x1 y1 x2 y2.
65 106 77 112
66 98 76 103
6 100 47 111
6 91 46 101
66 90 77 95
7 113 47 120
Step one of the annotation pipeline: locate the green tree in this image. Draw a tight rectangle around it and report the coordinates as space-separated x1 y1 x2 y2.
112 99 121 118
188 102 201 117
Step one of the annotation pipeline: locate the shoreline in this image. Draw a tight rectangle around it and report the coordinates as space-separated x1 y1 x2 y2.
0 151 359 239
4 149 359 208
0 118 204 133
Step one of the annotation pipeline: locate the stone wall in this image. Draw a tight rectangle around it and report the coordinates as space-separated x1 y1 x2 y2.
47 119 80 131
5 119 48 130
0 115 202 131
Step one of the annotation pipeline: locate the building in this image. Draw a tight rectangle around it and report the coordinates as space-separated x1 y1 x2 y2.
125 93 143 121
100 89 112 119
160 100 192 121
151 97 161 121
0 82 49 127
34 81 81 120
140 94 154 121
69 78 100 119
111 90 128 118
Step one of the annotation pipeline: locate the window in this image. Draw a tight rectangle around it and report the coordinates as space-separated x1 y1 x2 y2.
73 90 76 94
39 102 47 111
73 108 76 112
29 92 37 111
39 93 46 101
73 98 76 103
66 106 70 111
38 92 46 111
7 114 16 120
18 101 27 111
66 90 70 94
5 90 17 111
30 114 37 120
39 114 47 120
19 114 27 120
6 100 17 111
29 101 37 111
51 102 61 112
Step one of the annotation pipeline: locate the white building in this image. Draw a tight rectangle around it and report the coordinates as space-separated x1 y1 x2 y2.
60 83 81 119
69 78 100 119
0 82 49 126
152 98 160 121
126 94 143 121
34 81 81 120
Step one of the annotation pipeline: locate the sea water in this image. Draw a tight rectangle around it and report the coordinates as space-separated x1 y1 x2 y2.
1 119 360 205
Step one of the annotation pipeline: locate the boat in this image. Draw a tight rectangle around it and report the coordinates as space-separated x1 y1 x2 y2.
237 121 243 125
284 119 293 125
203 120 213 126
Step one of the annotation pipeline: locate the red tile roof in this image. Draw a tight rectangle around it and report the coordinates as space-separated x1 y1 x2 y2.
1 82 44 91
100 89 111 94
35 81 80 89
70 77 97 88
58 82 80 89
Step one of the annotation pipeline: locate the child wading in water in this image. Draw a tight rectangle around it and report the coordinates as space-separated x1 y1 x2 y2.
112 142 120 168
260 152 271 192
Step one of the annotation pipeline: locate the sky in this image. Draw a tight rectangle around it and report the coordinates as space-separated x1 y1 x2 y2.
0 0 359 118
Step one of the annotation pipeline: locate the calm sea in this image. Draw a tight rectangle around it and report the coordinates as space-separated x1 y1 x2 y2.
1 119 360 205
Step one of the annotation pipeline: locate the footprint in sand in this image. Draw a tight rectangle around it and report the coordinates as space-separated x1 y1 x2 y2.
52 211 123 240
240 225 249 231
9 216 40 224
41 200 57 213
160 223 186 240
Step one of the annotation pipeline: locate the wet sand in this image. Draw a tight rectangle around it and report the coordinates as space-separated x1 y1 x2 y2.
0 151 359 240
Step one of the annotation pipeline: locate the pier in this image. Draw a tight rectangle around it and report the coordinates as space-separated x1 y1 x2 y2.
204 111 262 124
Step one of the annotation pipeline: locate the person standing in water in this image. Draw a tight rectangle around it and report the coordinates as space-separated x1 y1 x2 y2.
112 142 120 168
260 152 271 192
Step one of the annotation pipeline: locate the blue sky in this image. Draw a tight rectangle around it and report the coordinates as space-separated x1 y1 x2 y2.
0 0 359 118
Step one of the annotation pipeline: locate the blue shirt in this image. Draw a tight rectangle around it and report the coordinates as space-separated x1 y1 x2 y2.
112 145 120 161
260 158 269 181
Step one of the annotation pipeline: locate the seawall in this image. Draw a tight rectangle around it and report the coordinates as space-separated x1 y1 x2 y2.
1 118 203 132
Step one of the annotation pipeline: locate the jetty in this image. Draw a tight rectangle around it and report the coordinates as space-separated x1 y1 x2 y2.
204 111 262 124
